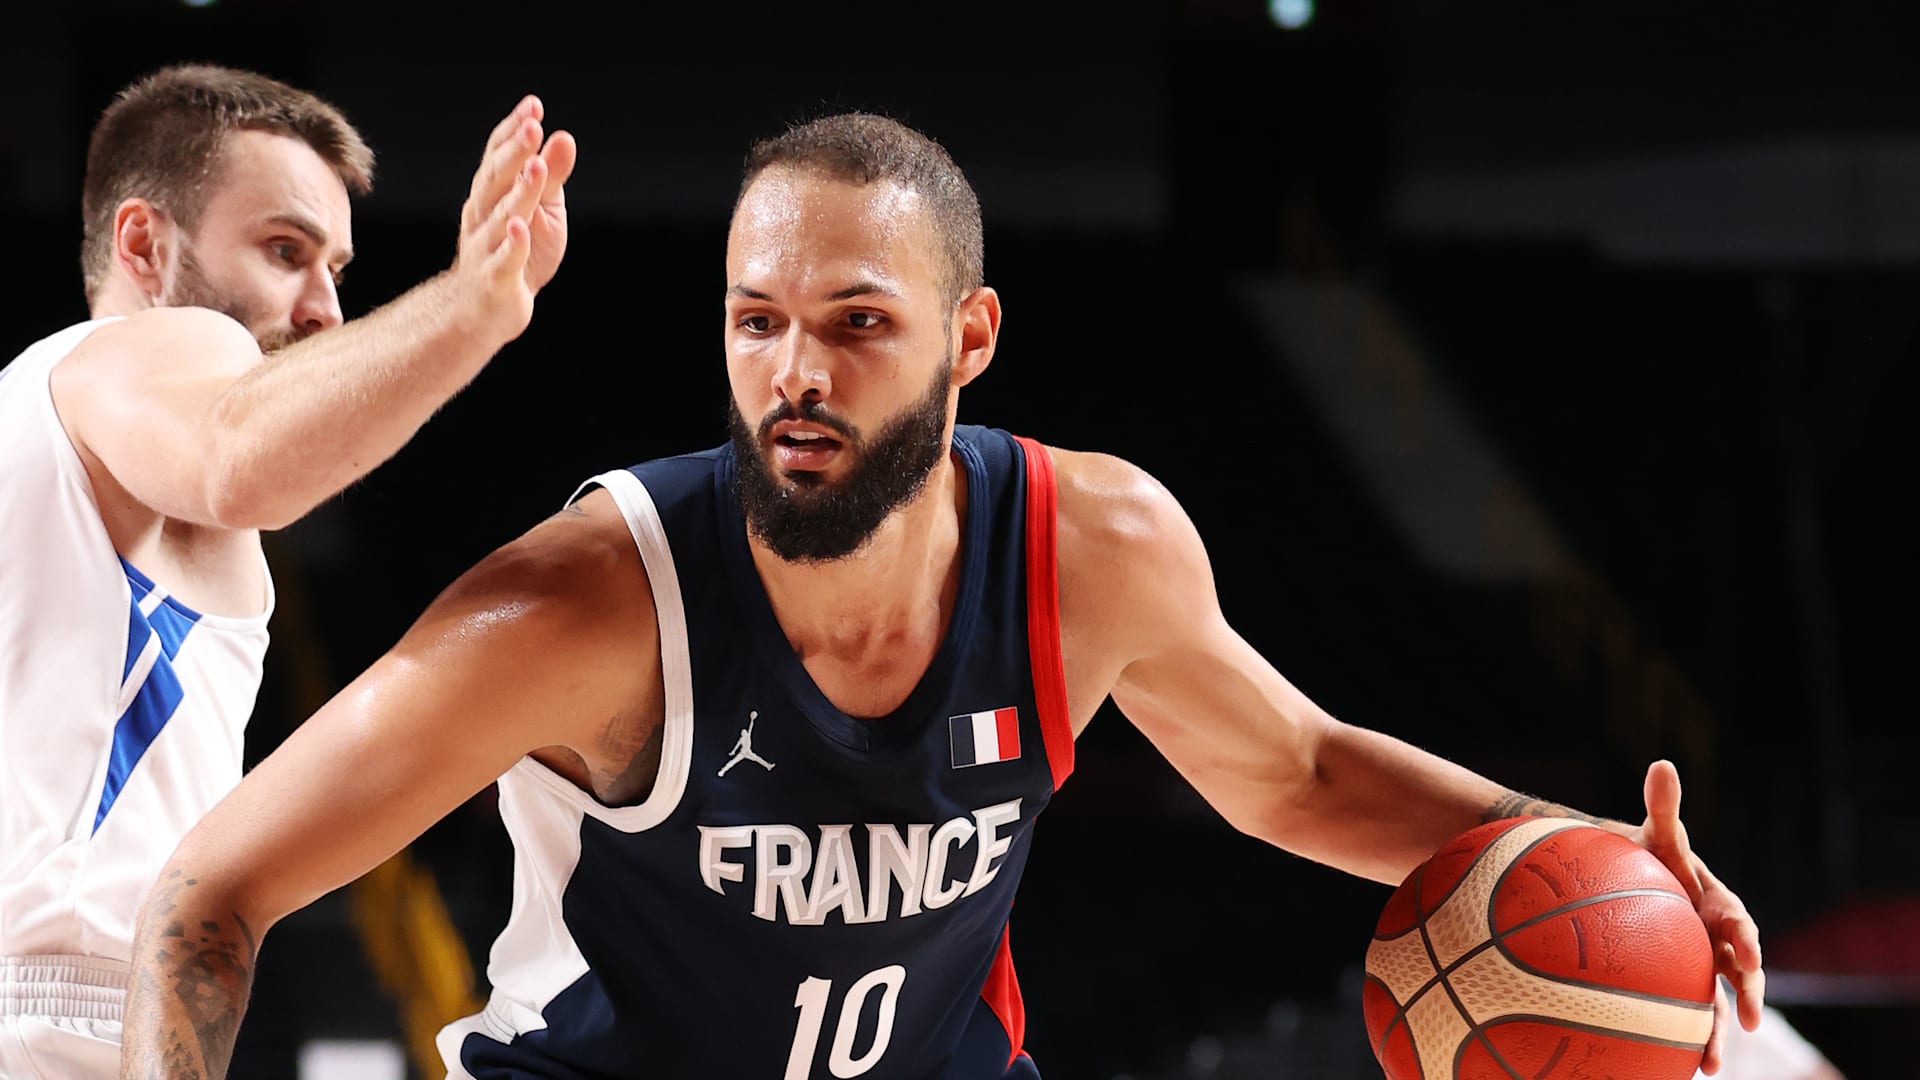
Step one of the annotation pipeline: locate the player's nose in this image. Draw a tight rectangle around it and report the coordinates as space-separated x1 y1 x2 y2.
772 330 830 405
295 270 343 335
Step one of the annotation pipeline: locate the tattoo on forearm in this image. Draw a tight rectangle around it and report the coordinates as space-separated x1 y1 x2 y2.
1482 790 1603 825
125 869 257 1080
157 1036 205 1080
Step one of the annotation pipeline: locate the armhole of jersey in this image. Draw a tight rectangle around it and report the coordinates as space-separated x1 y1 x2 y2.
514 470 694 832
38 320 118 510
1012 436 1073 790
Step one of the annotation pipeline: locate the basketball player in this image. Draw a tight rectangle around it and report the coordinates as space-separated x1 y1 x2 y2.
0 65 574 1076
119 113 1763 1079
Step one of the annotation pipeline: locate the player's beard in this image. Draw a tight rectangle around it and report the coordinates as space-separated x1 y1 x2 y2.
163 248 303 353
729 355 952 564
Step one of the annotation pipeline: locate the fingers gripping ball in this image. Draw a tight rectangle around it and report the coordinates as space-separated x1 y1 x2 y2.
1363 818 1715 1080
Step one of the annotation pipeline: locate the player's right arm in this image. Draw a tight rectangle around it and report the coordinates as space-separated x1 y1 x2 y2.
55 96 578 532
117 490 655 1080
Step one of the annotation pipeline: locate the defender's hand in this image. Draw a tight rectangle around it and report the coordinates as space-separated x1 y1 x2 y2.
454 95 578 344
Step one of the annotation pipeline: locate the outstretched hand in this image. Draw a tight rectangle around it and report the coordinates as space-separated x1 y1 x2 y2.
1633 760 1765 1075
454 94 578 343
516 99 576 293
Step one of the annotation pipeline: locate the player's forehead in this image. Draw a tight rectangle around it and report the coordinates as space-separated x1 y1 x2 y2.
726 167 939 299
199 130 354 255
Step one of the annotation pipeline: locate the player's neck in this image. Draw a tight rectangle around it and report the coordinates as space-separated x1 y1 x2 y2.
750 453 966 664
89 277 156 320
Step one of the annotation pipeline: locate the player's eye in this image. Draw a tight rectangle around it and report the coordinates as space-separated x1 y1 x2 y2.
737 315 773 333
847 312 884 329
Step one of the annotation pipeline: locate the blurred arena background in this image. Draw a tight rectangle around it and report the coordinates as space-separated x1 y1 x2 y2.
3 0 1914 1076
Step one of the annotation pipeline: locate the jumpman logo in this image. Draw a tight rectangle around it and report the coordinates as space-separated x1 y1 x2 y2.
718 711 776 777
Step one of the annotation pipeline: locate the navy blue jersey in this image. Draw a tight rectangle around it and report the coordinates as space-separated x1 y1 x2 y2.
440 425 1074 1080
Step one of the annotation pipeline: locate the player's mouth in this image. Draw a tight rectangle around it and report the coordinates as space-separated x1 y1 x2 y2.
771 424 845 472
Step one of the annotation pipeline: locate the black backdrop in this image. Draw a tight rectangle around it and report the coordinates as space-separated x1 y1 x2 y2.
4 1 1914 1076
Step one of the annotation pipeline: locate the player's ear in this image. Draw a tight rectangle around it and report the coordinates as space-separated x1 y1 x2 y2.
112 198 172 300
950 286 1000 389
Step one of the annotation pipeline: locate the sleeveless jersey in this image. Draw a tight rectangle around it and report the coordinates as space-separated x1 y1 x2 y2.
439 425 1074 1079
0 321 273 973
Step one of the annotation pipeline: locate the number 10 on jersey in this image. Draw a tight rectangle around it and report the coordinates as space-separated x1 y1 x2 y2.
786 965 908 1079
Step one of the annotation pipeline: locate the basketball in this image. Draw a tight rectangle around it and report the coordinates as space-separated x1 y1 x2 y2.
1363 816 1716 1080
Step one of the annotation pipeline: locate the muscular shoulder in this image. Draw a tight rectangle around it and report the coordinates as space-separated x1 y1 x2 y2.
1046 446 1217 655
63 306 259 382
1050 447 1208 584
413 487 657 661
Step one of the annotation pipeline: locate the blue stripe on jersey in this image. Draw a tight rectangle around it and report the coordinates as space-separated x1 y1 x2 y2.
950 712 978 766
115 557 203 667
147 595 198 661
120 599 148 683
95 657 187 833
95 560 203 834
122 557 156 602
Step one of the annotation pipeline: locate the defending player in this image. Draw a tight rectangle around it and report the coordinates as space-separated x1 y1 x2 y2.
0 64 572 1076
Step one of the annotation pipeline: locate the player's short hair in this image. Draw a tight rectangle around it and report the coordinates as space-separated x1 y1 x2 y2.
739 112 984 305
80 64 375 302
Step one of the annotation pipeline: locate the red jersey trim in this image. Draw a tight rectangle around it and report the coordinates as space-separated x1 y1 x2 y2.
1012 435 1073 791
981 923 1026 1068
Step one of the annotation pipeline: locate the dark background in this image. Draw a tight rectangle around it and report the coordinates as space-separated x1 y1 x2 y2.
4 1 1914 1076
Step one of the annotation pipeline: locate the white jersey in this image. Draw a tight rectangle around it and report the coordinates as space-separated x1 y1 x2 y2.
0 321 273 993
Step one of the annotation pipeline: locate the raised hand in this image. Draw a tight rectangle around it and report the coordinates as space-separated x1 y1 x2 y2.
1633 760 1765 1075
453 95 577 344
516 98 576 293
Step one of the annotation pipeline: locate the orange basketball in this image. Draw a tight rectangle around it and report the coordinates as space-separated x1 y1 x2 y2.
1363 817 1716 1080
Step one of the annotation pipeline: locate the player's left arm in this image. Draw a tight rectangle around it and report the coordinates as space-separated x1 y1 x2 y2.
1054 448 1764 1045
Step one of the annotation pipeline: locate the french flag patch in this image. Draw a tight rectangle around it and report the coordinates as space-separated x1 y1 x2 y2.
949 707 1021 768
